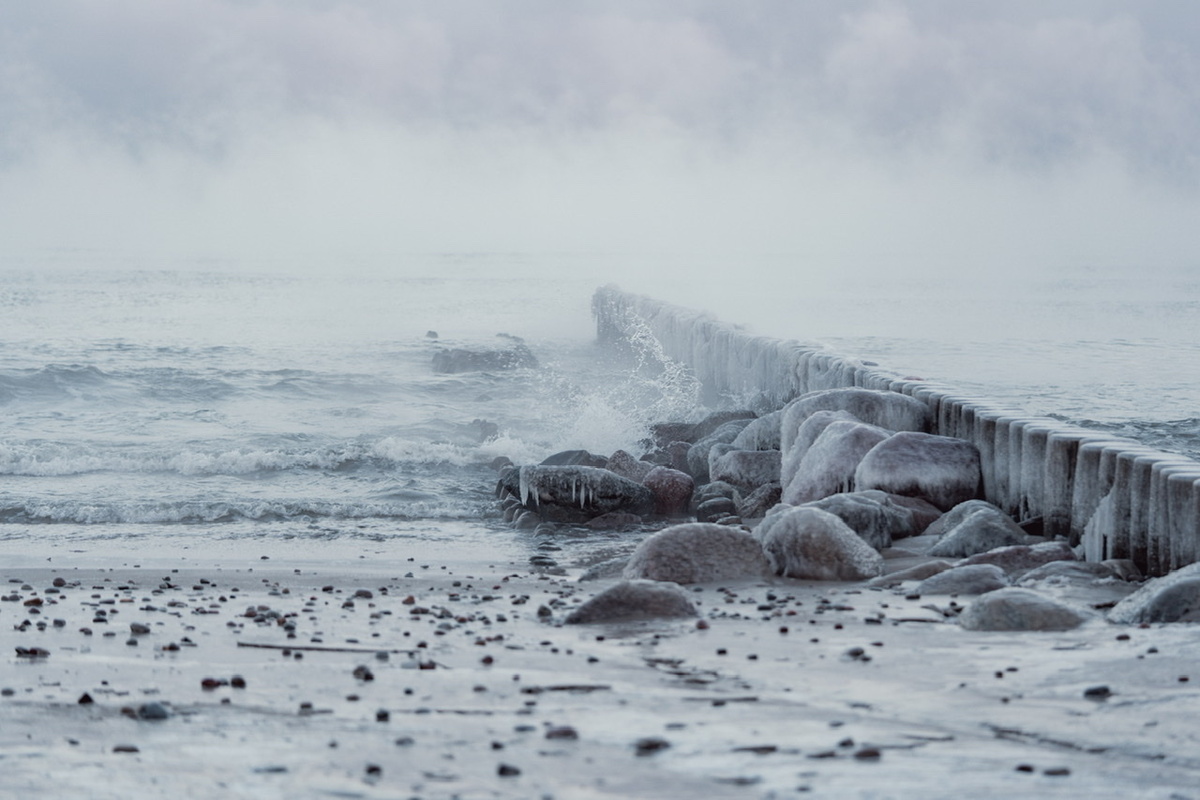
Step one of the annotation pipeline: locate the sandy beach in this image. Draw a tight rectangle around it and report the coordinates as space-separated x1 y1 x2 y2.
4 534 1200 800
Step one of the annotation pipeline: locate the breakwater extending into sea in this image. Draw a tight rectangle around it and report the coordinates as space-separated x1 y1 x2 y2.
593 286 1200 577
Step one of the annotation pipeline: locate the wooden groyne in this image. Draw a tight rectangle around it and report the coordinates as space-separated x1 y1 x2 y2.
593 286 1200 576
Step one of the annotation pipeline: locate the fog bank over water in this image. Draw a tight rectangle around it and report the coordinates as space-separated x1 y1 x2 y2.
2 1 1200 283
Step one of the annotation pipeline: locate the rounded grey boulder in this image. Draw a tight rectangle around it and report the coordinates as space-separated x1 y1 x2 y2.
565 580 698 624
623 523 770 584
958 588 1092 631
915 564 1009 596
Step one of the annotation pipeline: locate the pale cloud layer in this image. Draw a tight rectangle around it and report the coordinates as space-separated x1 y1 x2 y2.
2 1 1199 276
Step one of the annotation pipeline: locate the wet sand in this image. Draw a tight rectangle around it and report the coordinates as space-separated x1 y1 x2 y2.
4 537 1200 799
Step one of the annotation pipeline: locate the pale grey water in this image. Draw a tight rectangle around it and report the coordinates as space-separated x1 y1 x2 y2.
1 256 1196 555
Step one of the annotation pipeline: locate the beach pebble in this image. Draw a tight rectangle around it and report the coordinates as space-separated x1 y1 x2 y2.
129 622 151 635
137 702 170 720
634 736 671 756
958 588 1092 631
758 507 884 581
497 763 521 777
623 524 770 584
565 580 698 624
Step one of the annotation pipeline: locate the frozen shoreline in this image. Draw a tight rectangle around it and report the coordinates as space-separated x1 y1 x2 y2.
5 537 1200 799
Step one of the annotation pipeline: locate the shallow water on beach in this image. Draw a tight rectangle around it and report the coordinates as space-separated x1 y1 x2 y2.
1 256 1197 555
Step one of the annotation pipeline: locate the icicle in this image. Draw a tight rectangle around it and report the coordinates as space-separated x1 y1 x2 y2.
571 477 577 504
519 466 530 508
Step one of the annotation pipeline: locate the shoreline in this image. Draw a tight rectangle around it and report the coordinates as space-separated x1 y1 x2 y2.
6 537 1200 799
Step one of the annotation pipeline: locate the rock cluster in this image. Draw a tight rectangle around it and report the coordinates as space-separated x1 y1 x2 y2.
493 385 1196 634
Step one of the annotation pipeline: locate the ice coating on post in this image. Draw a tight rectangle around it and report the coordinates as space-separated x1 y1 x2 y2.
593 285 1200 576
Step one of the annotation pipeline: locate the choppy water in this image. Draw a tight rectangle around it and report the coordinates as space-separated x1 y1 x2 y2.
1 257 1197 554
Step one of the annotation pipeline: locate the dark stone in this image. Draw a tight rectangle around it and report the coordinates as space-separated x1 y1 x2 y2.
431 341 537 373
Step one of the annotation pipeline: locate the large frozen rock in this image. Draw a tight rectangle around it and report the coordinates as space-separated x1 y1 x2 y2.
855 432 982 511
738 483 782 520
565 580 698 624
687 419 754 482
782 421 891 505
803 490 920 551
623 523 771 584
731 410 783 451
958 587 1092 631
780 410 860 490
957 541 1076 575
928 502 1027 559
710 449 781 493
497 465 653 523
605 450 654 483
780 388 929 452
642 466 694 516
1108 562 1200 624
915 564 1009 596
757 506 885 581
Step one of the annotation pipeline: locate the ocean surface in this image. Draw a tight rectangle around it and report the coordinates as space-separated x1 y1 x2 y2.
2 256 1197 563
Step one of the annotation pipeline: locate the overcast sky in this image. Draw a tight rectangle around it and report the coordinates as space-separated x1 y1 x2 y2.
3 1 1199 277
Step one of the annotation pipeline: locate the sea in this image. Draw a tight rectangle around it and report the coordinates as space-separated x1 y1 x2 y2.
2 254 1198 567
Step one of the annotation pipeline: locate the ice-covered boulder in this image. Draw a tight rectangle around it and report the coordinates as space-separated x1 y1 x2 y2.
731 410 783 451
867 561 954 588
780 388 929 452
710 449 782 493
1018 561 1120 585
605 449 654 482
565 580 698 623
623 523 770 584
642 466 694 516
782 421 891 505
958 588 1092 631
1108 562 1200 624
757 507 885 581
915 564 1009 596
855 432 982 511
802 490 920 551
957 541 1076 575
687 419 755 482
540 449 610 468
496 465 653 523
738 483 782 520
928 503 1027 559
780 410 860 488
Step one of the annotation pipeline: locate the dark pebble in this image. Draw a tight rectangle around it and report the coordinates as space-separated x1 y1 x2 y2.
1083 685 1112 700
634 736 671 756
545 725 578 740
497 763 521 777
1044 767 1071 776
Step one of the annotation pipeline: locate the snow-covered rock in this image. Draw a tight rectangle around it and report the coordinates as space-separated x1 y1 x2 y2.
623 523 770 584
802 490 919 551
915 564 1009 596
1108 562 1200 624
855 432 982 511
497 465 653 522
928 502 1027 558
958 588 1092 631
710 449 782 493
780 388 929 452
757 506 885 581
782 421 891 505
